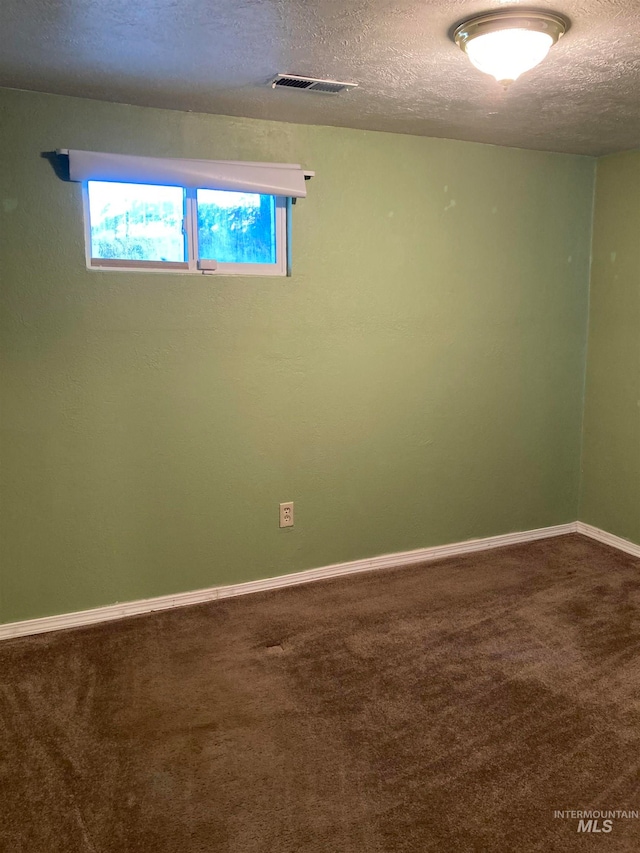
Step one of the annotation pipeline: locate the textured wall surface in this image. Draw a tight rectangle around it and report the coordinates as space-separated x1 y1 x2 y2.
0 88 594 623
580 152 640 544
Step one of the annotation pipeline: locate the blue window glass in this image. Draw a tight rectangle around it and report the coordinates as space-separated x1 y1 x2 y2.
87 181 186 262
197 190 277 265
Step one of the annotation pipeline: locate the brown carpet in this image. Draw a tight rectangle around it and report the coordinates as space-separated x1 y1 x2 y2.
2 534 640 852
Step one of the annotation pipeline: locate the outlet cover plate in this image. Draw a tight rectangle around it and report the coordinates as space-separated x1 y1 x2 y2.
279 502 294 528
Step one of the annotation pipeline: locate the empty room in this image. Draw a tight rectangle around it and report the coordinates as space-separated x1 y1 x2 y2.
1 0 639 850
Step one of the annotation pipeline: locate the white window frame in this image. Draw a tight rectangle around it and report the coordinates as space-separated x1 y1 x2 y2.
82 183 289 277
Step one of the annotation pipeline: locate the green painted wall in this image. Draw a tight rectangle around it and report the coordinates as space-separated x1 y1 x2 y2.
0 88 594 623
580 151 640 545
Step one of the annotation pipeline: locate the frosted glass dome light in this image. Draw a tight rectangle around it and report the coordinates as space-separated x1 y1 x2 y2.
454 11 567 86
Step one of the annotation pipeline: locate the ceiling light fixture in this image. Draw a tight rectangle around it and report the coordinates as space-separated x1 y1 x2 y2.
453 10 567 87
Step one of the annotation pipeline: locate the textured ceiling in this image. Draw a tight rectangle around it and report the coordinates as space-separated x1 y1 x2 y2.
2 0 640 155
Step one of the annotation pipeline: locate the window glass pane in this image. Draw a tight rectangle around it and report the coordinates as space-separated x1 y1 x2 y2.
88 181 186 262
197 190 277 265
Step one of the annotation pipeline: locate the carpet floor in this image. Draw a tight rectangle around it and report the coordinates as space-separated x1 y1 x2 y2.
2 534 640 852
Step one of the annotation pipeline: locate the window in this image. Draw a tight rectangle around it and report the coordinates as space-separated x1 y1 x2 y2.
87 181 186 266
63 149 313 276
196 190 278 266
84 180 287 276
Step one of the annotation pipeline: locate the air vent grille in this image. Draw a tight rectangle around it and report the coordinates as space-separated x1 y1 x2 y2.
271 74 358 94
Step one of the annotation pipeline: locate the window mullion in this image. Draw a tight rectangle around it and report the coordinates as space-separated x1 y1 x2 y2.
185 188 198 272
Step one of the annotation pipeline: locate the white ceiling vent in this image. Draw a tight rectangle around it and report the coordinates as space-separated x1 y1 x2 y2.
270 74 358 94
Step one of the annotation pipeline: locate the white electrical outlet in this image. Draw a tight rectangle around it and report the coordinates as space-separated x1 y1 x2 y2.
279 501 294 528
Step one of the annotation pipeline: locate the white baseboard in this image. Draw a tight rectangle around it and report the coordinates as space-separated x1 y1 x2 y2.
0 522 578 641
576 521 640 559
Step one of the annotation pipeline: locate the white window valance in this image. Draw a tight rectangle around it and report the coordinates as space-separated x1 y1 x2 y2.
58 149 314 198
